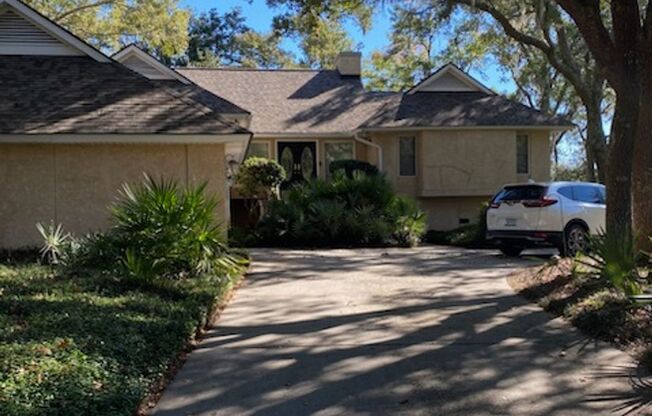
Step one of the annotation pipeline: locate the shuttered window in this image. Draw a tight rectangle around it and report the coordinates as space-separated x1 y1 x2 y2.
516 134 529 174
399 137 416 176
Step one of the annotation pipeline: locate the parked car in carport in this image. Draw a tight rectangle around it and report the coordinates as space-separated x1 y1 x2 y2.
486 182 606 257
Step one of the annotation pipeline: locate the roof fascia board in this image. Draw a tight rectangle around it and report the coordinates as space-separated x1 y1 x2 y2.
1 0 110 62
112 45 191 84
359 125 575 132
254 132 355 139
0 133 251 144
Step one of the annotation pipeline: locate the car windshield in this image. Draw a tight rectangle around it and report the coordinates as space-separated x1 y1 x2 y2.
494 185 546 202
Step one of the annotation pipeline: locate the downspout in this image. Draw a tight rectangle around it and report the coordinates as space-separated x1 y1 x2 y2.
354 131 383 172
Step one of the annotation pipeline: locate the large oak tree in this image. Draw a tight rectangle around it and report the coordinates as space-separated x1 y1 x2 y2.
553 0 652 250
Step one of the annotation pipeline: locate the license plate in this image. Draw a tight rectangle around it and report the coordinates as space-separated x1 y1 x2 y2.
505 218 517 227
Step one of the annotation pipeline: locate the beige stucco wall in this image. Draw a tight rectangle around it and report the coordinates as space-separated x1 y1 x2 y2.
364 129 552 230
0 143 227 248
418 196 490 231
248 130 552 231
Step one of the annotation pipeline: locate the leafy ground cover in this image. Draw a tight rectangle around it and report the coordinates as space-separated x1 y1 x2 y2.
508 258 652 370
0 258 242 415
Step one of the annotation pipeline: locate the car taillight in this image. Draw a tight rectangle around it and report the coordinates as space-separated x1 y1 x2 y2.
489 202 501 209
523 196 558 208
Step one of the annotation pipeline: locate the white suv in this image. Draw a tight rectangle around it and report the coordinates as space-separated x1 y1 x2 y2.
486 182 606 257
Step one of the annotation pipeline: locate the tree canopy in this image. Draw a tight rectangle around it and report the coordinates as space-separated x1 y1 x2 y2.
25 0 190 57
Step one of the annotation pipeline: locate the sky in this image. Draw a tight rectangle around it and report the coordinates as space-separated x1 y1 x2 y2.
180 0 516 94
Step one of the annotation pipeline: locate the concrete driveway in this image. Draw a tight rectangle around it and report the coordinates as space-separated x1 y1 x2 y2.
153 247 645 416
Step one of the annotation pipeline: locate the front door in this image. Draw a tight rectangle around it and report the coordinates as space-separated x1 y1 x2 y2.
277 141 317 186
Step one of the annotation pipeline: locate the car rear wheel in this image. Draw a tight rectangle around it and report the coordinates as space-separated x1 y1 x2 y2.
499 244 523 257
563 224 589 257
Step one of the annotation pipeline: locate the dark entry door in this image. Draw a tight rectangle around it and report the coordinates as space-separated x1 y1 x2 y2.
277 141 317 186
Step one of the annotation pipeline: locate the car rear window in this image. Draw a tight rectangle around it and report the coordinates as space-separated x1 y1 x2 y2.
493 185 546 202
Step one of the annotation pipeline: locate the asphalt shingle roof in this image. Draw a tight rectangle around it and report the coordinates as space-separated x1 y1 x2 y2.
0 56 249 135
178 68 571 134
177 68 388 134
361 92 571 128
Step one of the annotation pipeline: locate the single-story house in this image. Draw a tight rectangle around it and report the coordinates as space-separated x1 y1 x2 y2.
0 0 571 248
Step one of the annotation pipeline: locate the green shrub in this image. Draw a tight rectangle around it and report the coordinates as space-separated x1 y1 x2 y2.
329 159 379 178
236 157 286 200
0 262 240 415
44 175 247 280
390 197 427 247
580 232 648 297
256 172 426 246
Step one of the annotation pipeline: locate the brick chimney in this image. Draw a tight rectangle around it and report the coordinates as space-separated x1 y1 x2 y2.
335 51 361 77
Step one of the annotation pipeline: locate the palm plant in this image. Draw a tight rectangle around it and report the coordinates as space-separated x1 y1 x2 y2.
579 232 649 297
111 174 245 279
35 222 70 265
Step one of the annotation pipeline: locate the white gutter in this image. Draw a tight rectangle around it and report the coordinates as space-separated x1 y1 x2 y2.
354 131 383 172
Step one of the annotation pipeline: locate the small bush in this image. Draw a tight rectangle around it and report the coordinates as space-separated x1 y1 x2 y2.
255 172 426 247
236 157 286 200
41 175 247 280
329 159 379 178
580 232 648 297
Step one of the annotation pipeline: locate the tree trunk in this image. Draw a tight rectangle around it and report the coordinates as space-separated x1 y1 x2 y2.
605 94 637 239
632 83 652 252
584 96 608 183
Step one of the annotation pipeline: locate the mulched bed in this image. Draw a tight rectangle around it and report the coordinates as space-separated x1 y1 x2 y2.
507 258 652 369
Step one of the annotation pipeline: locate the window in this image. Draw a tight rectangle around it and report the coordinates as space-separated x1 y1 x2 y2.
516 134 529 174
246 142 270 159
558 186 574 200
399 137 416 176
494 185 546 203
573 185 605 204
325 142 354 176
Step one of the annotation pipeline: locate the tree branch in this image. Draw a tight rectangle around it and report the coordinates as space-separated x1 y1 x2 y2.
54 0 117 22
554 0 625 91
450 0 593 104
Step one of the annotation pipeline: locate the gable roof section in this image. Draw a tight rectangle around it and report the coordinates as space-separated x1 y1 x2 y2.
178 68 386 135
0 0 108 61
361 92 573 129
112 44 190 83
0 55 250 135
407 64 494 95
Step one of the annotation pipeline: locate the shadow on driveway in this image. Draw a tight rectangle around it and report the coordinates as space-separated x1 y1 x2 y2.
152 246 649 416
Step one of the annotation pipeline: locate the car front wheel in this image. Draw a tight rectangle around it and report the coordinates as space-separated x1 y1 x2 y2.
563 224 589 257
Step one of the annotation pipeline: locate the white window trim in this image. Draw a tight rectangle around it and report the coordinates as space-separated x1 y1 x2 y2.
397 136 417 177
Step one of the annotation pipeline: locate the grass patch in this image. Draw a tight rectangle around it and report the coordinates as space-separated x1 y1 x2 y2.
0 262 243 415
508 259 652 368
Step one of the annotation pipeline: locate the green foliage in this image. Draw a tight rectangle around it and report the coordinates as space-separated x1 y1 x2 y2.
0 261 240 415
107 175 245 279
552 164 588 181
391 197 427 247
580 232 648 297
329 159 379 178
236 157 287 200
50 175 247 281
25 0 190 58
35 222 70 265
268 0 371 67
255 173 426 246
182 8 296 68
